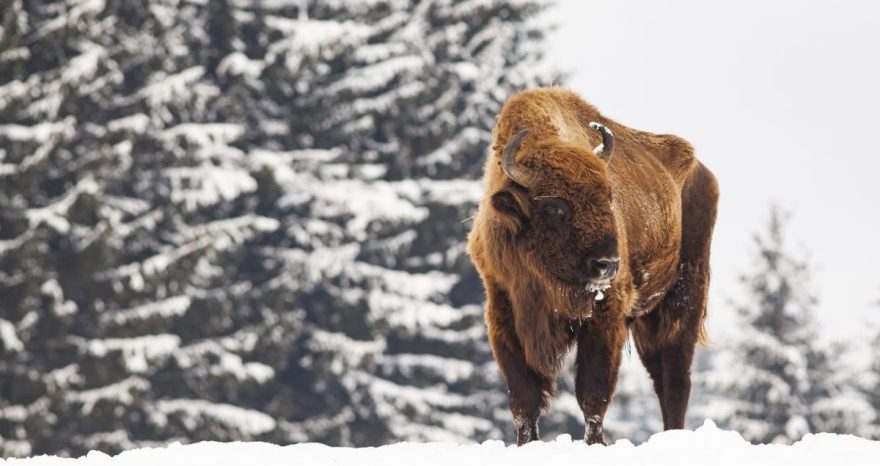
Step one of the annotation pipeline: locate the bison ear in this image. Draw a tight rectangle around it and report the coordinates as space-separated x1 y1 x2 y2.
491 190 526 225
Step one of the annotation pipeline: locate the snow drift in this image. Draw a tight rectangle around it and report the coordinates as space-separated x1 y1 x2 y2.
3 421 878 466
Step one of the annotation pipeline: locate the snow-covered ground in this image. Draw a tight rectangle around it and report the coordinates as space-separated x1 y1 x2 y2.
4 421 878 466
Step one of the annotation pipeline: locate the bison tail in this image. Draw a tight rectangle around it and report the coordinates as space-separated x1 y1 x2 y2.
695 318 710 347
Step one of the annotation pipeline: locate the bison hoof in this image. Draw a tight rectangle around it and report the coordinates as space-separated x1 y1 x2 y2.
515 418 539 446
585 419 607 445
516 434 539 446
585 431 607 445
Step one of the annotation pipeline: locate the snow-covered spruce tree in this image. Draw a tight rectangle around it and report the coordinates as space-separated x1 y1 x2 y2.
247 0 562 447
0 0 559 456
865 299 880 439
0 0 284 456
698 207 872 443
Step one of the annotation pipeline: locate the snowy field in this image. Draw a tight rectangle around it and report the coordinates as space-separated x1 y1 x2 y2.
3 422 878 466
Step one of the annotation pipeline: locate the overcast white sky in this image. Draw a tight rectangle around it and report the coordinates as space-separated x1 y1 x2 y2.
546 0 880 341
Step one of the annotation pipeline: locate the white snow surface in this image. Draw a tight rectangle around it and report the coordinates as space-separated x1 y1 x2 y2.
4 421 879 465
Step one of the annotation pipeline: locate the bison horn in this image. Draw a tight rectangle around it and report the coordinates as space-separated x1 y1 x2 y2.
501 129 536 187
589 122 615 163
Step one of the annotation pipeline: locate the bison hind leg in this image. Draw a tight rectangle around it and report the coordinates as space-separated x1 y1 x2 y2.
632 162 718 430
632 310 698 431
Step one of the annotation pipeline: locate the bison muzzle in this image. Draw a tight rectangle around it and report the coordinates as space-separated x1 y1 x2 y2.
467 88 719 445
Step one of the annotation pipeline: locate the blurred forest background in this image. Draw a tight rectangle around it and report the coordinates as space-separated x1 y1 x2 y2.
1 0 879 458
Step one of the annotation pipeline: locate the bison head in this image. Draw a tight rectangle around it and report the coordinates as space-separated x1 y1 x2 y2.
490 123 620 319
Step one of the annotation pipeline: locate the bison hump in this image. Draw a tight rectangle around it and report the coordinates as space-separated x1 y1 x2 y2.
653 134 698 188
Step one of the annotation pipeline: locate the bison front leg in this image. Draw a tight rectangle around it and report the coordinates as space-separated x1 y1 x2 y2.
574 317 626 445
495 340 554 445
485 284 554 445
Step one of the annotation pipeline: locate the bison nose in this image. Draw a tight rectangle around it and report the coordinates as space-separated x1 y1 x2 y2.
589 257 620 281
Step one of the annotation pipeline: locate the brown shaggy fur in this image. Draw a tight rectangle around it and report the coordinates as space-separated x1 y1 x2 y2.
467 88 719 445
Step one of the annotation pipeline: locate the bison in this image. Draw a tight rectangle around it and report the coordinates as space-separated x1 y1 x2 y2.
466 88 719 445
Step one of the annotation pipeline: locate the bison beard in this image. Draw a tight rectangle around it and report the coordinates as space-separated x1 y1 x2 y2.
532 266 598 321
467 88 719 446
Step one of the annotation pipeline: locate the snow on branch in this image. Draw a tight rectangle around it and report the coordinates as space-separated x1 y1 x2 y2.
265 17 371 71
164 165 257 210
97 214 278 283
379 353 475 385
168 215 280 246
67 376 151 415
0 117 76 171
322 55 426 96
84 334 182 373
136 67 205 109
0 318 24 353
368 292 462 331
162 123 246 148
307 328 386 371
217 52 265 80
151 399 277 436
173 339 275 384
25 177 99 233
102 296 192 327
306 179 429 240
35 0 107 39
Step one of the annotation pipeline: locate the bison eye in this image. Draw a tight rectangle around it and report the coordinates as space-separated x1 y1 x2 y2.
544 204 564 216
536 198 572 223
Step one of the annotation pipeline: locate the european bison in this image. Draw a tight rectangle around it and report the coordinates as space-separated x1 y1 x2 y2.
467 88 718 445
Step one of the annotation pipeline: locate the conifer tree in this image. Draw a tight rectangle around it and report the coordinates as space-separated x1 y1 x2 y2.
700 207 871 443
863 296 880 439
0 0 558 456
